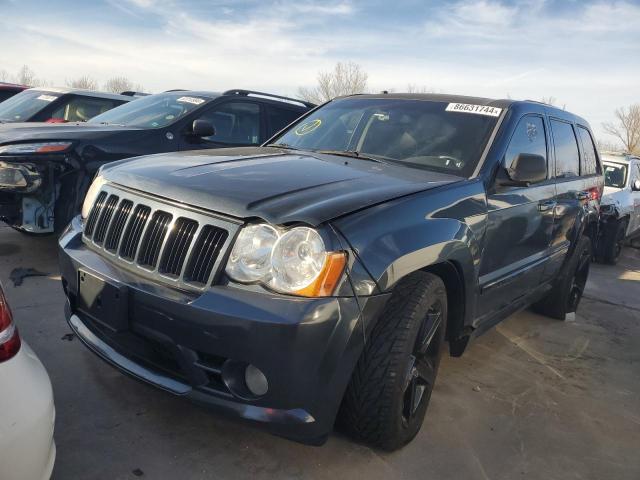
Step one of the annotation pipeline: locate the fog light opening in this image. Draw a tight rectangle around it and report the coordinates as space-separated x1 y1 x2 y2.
244 364 268 397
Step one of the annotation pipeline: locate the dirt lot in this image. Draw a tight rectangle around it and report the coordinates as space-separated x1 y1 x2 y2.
1 225 639 480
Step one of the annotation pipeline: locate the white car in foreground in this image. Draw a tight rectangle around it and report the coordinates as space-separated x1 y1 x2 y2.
0 283 56 480
597 152 640 264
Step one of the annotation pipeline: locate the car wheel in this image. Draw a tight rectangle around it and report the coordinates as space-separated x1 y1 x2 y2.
600 219 627 265
339 271 447 451
533 235 592 320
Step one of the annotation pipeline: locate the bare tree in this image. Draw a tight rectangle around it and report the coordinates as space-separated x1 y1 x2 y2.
16 65 39 86
298 62 368 104
103 76 143 94
596 139 623 153
406 84 435 94
0 70 8 82
540 96 566 110
66 76 98 90
602 104 640 155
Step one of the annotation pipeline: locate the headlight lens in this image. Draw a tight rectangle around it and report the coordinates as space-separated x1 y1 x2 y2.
226 224 346 296
226 224 279 282
81 174 107 219
270 227 326 292
0 142 72 155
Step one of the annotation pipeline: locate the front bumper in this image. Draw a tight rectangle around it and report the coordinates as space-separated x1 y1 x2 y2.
59 218 389 443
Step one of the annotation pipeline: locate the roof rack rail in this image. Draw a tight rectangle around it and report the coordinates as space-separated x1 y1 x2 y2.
223 89 315 108
164 89 187 92
121 91 150 97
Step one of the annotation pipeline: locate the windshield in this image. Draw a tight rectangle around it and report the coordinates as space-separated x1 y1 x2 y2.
270 98 502 177
89 93 210 128
0 90 61 122
603 162 628 188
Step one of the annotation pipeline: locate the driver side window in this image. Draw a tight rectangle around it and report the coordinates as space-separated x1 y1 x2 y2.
504 116 548 176
196 102 261 145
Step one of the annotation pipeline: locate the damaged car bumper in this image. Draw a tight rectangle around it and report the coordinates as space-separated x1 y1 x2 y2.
58 217 388 444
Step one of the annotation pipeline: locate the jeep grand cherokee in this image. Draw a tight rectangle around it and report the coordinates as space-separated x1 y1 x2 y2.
59 93 603 450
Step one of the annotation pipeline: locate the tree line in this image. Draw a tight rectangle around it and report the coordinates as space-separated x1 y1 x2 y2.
0 65 144 94
2 62 636 154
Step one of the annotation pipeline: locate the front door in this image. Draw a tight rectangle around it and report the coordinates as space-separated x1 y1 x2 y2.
477 114 555 321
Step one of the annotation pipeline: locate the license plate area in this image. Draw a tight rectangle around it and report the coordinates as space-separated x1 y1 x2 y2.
78 269 129 332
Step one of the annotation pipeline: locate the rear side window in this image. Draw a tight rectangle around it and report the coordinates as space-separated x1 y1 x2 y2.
267 106 302 137
197 101 261 145
504 116 547 171
48 96 120 122
550 120 580 178
576 126 599 175
0 91 16 102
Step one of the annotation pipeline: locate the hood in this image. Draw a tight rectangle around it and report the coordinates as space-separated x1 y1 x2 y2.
602 185 624 203
0 122 143 145
102 147 462 226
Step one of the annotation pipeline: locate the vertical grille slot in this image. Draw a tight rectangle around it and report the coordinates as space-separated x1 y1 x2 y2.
93 195 119 245
184 225 228 285
119 205 151 260
137 211 172 268
105 200 133 252
84 191 107 238
158 218 198 277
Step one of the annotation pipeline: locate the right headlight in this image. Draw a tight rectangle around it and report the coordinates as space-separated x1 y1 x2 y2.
226 224 346 297
81 173 107 219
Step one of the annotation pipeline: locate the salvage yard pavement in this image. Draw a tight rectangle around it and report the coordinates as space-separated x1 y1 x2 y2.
0 224 638 480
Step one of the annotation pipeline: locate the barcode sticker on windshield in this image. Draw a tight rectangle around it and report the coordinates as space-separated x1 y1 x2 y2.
446 103 502 117
177 96 205 105
37 95 58 102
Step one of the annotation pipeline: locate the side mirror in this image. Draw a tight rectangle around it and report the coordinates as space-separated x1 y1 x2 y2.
501 153 547 186
632 179 640 191
191 119 215 138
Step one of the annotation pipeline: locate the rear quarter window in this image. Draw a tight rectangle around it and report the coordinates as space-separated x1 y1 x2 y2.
576 126 600 175
550 119 580 178
267 106 303 137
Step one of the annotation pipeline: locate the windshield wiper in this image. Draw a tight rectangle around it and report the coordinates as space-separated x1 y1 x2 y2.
266 143 302 151
314 149 387 163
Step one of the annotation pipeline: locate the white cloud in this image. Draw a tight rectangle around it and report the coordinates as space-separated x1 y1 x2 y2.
0 0 638 145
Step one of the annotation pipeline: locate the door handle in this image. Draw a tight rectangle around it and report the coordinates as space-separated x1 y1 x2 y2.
538 200 556 212
576 190 590 201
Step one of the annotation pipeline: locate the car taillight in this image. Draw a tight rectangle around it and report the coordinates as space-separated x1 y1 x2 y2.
588 186 601 201
0 286 20 362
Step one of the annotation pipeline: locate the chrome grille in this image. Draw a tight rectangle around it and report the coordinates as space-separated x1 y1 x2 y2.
84 191 107 237
93 194 119 245
120 205 151 260
159 218 198 277
184 226 228 285
82 184 238 291
105 199 133 252
138 211 173 268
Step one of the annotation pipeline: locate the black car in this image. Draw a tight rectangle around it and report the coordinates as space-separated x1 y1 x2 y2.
0 82 29 104
0 89 313 233
0 87 131 124
59 93 603 450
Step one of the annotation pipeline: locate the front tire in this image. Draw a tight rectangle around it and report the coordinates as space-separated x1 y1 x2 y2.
339 271 447 451
534 235 592 320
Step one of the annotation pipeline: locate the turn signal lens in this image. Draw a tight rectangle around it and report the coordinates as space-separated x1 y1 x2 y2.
0 285 20 363
293 252 347 297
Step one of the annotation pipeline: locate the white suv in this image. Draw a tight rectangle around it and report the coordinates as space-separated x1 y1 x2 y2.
597 152 640 264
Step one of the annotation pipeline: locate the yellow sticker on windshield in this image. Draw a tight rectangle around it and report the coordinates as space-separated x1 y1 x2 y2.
295 119 322 135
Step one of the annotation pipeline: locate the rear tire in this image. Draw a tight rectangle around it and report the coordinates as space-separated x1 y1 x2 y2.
534 235 592 320
598 219 626 265
339 271 447 451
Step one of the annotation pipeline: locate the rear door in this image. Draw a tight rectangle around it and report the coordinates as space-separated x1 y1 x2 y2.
546 119 593 278
477 114 556 320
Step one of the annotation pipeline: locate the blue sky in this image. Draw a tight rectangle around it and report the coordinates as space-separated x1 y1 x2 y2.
1 0 639 143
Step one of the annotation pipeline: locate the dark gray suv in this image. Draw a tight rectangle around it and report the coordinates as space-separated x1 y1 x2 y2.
59 93 603 450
